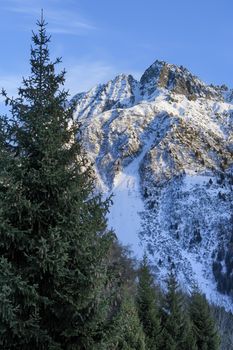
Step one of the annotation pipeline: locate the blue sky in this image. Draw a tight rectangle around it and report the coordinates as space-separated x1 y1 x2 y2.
0 0 232 99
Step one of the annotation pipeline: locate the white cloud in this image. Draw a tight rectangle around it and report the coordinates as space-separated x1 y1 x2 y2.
65 61 120 96
64 61 142 97
3 1 95 35
0 62 141 101
0 62 118 100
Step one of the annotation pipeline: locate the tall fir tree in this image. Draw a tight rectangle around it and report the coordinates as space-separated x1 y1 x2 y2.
136 255 161 350
97 241 144 349
102 292 146 350
161 272 193 350
190 290 220 350
182 312 198 350
0 16 112 349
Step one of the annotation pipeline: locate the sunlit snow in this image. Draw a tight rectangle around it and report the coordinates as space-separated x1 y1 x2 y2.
107 136 154 258
74 60 233 311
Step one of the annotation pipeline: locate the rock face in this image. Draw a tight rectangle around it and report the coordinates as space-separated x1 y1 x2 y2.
73 60 233 311
140 60 222 100
72 74 140 120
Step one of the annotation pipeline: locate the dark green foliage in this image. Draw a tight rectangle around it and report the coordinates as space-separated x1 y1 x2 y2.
213 238 233 297
190 290 220 350
137 255 161 349
161 272 185 349
0 15 226 350
161 272 191 350
102 293 146 350
97 241 145 349
212 215 233 298
182 313 198 350
106 241 137 293
212 305 233 350
0 17 112 349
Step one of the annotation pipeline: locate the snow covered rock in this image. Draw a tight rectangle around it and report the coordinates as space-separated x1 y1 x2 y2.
73 60 233 311
140 60 222 101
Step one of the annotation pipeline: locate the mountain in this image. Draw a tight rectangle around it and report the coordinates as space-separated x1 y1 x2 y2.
73 60 233 311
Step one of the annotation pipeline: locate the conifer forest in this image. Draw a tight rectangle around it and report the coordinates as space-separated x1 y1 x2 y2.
0 13 232 350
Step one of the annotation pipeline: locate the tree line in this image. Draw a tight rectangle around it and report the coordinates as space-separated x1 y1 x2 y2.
0 17 222 349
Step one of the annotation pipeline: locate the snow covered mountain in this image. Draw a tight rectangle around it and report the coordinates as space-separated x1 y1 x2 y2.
73 60 233 311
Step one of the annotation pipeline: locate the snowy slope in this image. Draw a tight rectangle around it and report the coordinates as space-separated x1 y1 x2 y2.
73 60 233 311
107 147 145 258
108 134 155 258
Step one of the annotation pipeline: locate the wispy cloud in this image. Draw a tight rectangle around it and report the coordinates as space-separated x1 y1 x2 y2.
65 61 120 96
65 61 142 96
2 0 96 35
0 61 141 101
0 62 119 100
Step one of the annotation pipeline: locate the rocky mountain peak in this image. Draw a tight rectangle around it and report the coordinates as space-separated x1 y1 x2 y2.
103 73 139 106
72 58 233 311
140 60 222 100
73 59 229 123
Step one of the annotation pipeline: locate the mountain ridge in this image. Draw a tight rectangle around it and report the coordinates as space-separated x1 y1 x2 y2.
73 59 233 113
73 59 233 312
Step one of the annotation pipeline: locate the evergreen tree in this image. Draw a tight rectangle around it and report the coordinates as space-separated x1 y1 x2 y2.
0 16 112 349
183 313 198 350
102 292 146 350
136 255 161 349
98 241 144 349
161 272 191 350
190 290 220 350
